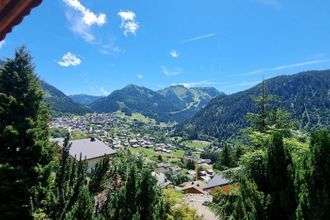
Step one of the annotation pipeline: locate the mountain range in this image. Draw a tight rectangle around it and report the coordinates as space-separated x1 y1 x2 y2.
40 81 91 116
176 70 330 140
69 94 104 105
40 81 222 122
88 84 223 122
40 70 330 140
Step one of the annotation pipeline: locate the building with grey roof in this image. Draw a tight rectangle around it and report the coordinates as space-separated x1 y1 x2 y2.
204 174 231 191
52 137 116 168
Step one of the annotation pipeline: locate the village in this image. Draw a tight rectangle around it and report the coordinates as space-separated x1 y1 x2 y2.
51 112 232 219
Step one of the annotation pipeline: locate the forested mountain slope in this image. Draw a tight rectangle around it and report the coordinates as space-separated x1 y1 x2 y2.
41 81 91 116
89 84 223 122
177 70 330 140
69 94 103 105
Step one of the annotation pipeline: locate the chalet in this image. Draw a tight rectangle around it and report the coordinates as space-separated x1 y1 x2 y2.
180 181 206 194
169 166 182 175
52 137 116 169
204 174 231 192
156 163 171 173
152 172 172 188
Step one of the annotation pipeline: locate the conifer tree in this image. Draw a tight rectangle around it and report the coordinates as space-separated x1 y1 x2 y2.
137 168 159 220
247 81 273 133
220 144 235 168
65 186 94 220
123 164 138 219
300 130 330 219
0 47 54 219
90 155 110 194
266 132 296 219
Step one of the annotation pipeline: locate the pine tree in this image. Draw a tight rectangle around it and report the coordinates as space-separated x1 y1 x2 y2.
266 132 296 220
220 144 235 168
123 164 138 219
90 155 110 194
66 186 94 220
0 47 55 219
48 133 73 219
214 173 266 220
301 130 330 219
137 168 158 220
247 81 272 133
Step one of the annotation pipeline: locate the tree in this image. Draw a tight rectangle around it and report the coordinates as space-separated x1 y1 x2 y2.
213 173 266 220
137 168 164 220
90 155 111 194
266 132 296 219
65 186 94 220
213 144 236 170
299 130 330 219
47 134 90 220
0 47 55 219
247 81 274 133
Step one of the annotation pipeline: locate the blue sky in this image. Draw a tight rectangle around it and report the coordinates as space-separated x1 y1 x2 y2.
1 0 330 96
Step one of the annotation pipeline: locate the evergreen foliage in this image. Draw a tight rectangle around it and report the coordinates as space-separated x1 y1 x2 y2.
0 47 55 219
178 70 330 140
297 130 330 219
41 80 91 116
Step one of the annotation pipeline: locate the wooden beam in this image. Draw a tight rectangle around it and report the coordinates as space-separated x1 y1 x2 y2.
0 0 42 41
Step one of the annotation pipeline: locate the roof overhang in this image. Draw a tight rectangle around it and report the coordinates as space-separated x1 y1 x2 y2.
0 0 43 41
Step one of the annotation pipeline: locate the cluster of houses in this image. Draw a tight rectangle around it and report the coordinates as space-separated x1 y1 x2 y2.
51 113 234 199
154 161 233 195
106 133 156 149
51 113 126 134
180 174 232 194
51 113 175 152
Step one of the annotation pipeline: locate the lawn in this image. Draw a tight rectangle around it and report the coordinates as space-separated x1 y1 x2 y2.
182 140 210 150
171 150 185 158
129 147 159 158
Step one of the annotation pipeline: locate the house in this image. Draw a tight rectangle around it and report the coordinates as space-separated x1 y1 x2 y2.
204 174 231 192
156 163 171 173
198 158 212 164
206 169 214 176
200 175 211 183
152 172 172 188
187 170 196 180
169 166 182 175
180 181 206 194
52 137 116 169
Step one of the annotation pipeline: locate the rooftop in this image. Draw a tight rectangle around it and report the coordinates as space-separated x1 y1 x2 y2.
204 174 231 190
52 138 116 160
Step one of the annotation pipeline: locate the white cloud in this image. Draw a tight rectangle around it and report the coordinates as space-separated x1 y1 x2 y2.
178 33 216 44
170 50 179 58
118 10 139 36
137 74 143 79
244 59 329 75
58 52 81 67
0 40 5 48
63 0 106 26
161 65 182 76
66 11 95 42
172 80 215 88
63 0 106 42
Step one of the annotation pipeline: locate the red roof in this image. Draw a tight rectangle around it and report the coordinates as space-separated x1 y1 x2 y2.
0 0 43 41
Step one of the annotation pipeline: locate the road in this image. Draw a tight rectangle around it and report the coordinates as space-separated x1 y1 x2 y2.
183 194 218 220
